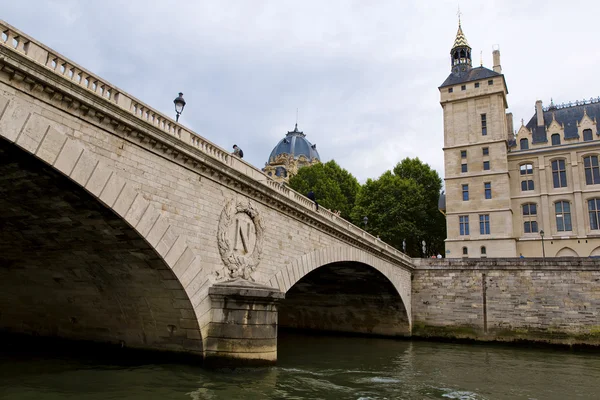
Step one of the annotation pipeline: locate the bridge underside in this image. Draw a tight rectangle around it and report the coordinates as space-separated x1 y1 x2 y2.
279 262 410 336
0 138 201 354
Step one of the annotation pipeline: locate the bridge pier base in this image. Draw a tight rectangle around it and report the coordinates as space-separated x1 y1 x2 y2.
204 279 284 368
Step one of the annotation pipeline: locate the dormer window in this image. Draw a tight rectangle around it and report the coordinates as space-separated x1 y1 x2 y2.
583 129 593 141
520 138 529 150
551 134 561 146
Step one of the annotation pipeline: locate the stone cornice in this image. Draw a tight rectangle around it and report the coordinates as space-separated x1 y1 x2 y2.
0 26 413 271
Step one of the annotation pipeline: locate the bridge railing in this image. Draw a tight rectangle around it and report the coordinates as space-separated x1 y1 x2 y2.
0 20 411 265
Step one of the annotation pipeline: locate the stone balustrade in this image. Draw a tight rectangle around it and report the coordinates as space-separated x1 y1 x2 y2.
0 19 411 266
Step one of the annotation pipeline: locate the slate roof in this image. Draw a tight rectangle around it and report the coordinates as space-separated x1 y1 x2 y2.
268 124 320 163
439 66 502 88
525 101 600 144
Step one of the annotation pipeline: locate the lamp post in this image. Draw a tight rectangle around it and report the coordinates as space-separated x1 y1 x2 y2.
362 216 368 229
540 230 546 260
173 92 186 122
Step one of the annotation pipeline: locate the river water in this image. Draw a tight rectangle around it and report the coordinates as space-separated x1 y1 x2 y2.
0 332 598 400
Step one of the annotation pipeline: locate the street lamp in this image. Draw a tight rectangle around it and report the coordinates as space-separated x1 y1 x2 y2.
540 230 546 260
362 216 368 229
173 92 186 122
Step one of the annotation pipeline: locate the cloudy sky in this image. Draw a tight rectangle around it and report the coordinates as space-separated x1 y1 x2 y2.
4 0 600 182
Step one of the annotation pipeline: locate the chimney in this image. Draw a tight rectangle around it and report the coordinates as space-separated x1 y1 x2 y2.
492 49 502 73
536 100 545 127
506 112 514 139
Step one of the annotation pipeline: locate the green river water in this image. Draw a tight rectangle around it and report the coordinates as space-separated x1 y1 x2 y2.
0 332 598 400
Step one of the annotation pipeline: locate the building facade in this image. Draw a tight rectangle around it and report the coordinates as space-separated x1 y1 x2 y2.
439 23 600 258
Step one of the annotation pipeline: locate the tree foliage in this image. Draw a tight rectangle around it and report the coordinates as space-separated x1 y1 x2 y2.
288 160 360 220
351 157 446 257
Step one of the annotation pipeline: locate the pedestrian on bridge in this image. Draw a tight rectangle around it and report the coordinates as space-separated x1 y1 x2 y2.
307 190 318 211
232 144 244 158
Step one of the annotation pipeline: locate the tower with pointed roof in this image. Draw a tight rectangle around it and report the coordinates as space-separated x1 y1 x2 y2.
439 21 517 258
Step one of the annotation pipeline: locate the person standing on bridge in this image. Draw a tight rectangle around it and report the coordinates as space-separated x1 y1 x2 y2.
232 144 244 158
307 190 318 211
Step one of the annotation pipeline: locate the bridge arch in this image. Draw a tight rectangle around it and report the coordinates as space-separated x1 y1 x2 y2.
272 246 412 336
0 107 207 354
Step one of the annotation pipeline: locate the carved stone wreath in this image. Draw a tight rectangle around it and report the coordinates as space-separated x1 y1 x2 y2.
216 198 265 281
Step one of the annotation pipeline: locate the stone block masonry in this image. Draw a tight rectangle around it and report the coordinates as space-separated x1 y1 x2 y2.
411 258 600 346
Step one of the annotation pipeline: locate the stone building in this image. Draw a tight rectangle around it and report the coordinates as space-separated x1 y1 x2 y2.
263 123 320 183
439 22 600 258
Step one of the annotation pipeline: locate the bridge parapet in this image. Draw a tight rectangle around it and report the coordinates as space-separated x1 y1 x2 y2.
0 19 412 268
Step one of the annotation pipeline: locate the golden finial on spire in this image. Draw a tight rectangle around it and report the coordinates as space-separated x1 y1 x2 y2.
457 5 462 25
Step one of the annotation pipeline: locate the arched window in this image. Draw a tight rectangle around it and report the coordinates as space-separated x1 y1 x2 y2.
520 138 529 150
551 159 567 188
583 129 593 141
555 201 572 232
588 198 600 230
522 203 538 233
520 163 534 191
462 247 468 256
551 134 561 146
583 155 600 185
481 246 487 257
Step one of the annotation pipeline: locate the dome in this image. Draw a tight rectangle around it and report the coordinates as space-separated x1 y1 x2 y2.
268 124 320 163
263 124 321 183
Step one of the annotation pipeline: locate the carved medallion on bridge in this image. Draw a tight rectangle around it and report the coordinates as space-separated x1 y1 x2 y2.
216 198 265 281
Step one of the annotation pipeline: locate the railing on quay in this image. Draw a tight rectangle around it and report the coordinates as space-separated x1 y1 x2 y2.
0 20 412 265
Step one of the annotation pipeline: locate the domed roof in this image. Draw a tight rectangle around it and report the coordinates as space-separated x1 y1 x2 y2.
268 124 320 163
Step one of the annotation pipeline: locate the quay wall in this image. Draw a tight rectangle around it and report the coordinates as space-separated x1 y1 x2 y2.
411 258 600 346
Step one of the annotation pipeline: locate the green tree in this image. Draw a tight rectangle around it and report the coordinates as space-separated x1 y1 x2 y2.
288 160 359 220
393 157 446 255
351 158 445 257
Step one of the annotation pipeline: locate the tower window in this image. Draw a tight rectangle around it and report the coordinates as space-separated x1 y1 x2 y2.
551 159 567 188
520 163 534 191
588 198 600 230
461 85 466 91
481 114 487 136
475 82 480 88
488 80 493 85
551 134 561 146
462 184 469 201
462 246 468 256
459 215 470 235
520 138 529 150
523 203 538 233
461 150 467 158
484 182 492 199
584 155 600 185
480 246 487 256
482 147 489 156
483 161 490 170
479 214 490 235
448 88 453 93
461 163 468 173
555 201 572 232
583 129 593 141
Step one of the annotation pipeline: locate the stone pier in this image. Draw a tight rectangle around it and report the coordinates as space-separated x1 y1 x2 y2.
204 279 284 367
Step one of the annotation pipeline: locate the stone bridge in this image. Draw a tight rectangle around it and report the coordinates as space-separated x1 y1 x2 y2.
0 21 414 366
